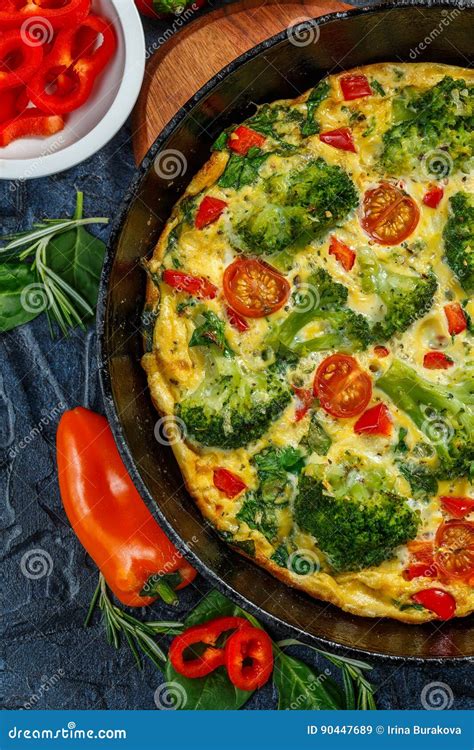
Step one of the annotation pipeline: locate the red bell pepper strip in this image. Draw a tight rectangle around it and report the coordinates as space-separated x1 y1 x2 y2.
228 125 266 155
404 562 437 581
340 74 372 101
162 269 217 299
0 0 90 29
56 408 196 607
411 588 456 620
423 185 444 208
328 236 356 271
28 15 117 115
226 306 249 332
225 626 273 691
373 345 389 358
170 617 248 678
195 196 228 229
0 31 44 91
440 496 474 519
354 403 392 436
319 127 356 153
0 88 23 123
292 385 313 422
0 110 64 148
423 351 454 370
444 302 467 336
213 468 247 498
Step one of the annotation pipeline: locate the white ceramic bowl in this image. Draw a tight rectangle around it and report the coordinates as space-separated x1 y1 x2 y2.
0 0 145 181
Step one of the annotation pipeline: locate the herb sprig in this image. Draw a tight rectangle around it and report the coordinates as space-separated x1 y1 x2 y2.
0 192 108 336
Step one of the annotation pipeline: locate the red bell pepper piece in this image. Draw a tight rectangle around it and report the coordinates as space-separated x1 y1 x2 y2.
226 306 249 332
444 302 467 336
0 88 24 123
0 110 64 148
328 236 356 271
0 31 44 91
354 403 392 436
213 468 247 498
423 185 444 208
224 626 273 691
292 385 313 422
373 345 389 358
407 540 435 564
28 15 117 115
423 351 454 370
340 74 372 101
170 617 248 678
440 496 474 519
319 127 356 153
195 196 228 229
404 562 437 581
411 588 456 620
228 125 266 155
56 408 196 607
0 0 90 29
162 269 218 299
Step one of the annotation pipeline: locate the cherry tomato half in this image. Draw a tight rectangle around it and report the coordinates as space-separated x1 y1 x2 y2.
314 354 372 419
223 258 290 318
435 520 474 582
361 183 419 245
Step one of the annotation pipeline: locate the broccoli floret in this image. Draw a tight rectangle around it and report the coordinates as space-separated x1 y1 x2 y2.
233 158 358 255
444 192 474 294
269 268 371 354
381 77 474 177
294 474 420 572
377 358 474 480
358 248 437 341
176 354 291 449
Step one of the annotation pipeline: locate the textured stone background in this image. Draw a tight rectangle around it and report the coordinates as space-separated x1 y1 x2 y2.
1 2 473 712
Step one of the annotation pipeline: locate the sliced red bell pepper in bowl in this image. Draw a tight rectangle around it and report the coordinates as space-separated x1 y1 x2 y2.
0 0 91 30
0 31 44 90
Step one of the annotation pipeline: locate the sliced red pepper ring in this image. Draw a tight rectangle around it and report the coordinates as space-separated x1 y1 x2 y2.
228 125 266 155
226 306 249 332
0 31 44 91
0 0 90 29
292 385 313 422
0 87 24 123
423 351 454 370
213 468 247 499
195 196 228 229
169 617 248 679
319 127 356 153
328 236 356 271
444 302 467 336
27 14 117 115
224 626 273 691
340 74 372 101
440 496 474 519
0 110 64 148
411 588 456 620
423 185 444 208
354 402 392 436
162 269 217 300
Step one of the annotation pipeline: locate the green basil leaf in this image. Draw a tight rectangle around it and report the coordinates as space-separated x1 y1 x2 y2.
218 148 270 190
273 648 343 710
301 80 330 137
0 263 41 332
47 224 105 316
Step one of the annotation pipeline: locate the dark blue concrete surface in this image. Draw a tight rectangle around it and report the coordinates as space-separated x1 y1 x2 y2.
1 6 473 713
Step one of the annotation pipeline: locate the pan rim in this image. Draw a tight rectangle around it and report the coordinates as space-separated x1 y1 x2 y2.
97 0 474 663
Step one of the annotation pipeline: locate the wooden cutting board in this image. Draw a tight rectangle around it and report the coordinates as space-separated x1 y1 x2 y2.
132 0 351 163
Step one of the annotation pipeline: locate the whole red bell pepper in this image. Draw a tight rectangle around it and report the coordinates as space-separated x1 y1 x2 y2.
0 0 90 29
0 31 44 91
28 15 117 115
56 407 197 607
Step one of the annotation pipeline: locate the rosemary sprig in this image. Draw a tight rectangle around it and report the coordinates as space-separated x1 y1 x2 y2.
0 192 108 336
85 574 184 670
277 638 377 710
